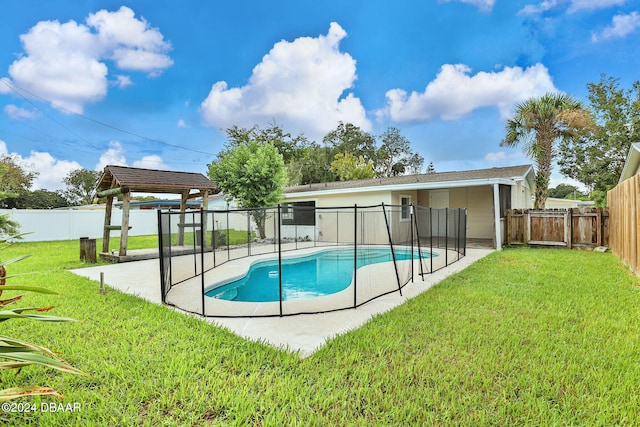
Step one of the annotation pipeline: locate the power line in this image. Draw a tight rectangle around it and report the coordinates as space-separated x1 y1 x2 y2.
1 79 217 157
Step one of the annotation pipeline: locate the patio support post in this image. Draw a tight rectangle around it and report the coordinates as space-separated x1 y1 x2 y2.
493 183 503 251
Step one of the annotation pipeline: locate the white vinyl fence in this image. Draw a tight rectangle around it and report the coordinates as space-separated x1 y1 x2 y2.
0 209 159 242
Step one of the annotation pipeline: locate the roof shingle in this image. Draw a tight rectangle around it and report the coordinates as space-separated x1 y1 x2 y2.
285 164 533 194
96 165 217 194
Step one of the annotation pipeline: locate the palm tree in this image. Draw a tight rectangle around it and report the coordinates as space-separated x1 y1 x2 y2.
501 92 592 209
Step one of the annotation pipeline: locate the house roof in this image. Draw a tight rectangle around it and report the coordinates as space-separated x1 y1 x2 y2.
619 142 640 183
96 165 218 194
285 164 534 196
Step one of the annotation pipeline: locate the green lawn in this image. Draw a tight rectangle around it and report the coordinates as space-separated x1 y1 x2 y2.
1 241 639 426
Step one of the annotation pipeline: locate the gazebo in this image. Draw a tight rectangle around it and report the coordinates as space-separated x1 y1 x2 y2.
95 165 218 260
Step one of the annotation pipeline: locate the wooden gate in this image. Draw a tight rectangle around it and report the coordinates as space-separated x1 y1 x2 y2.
506 208 608 248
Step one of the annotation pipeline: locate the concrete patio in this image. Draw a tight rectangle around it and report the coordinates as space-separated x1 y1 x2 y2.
71 248 493 357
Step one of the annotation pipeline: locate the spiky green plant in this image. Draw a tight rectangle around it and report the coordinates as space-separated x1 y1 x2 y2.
0 234 87 402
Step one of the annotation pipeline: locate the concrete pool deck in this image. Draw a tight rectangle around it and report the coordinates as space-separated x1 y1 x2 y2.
71 248 493 357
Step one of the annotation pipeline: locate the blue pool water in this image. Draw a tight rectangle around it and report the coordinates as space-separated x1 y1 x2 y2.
206 247 433 302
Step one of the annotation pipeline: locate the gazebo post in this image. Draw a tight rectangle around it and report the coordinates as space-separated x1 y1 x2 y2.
177 191 189 246
102 195 114 253
202 190 209 246
119 191 131 256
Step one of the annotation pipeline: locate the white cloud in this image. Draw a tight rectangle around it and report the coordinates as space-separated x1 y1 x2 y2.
568 0 626 13
177 119 188 128
95 140 127 171
4 104 37 120
1 6 172 114
380 63 558 122
484 151 526 162
592 12 640 42
87 6 173 75
111 75 133 88
518 0 559 15
441 0 495 12
0 140 81 190
132 155 170 170
200 22 370 140
94 141 169 172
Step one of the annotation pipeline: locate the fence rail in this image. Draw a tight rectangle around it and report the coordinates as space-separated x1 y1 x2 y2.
505 208 609 248
158 204 467 317
608 175 640 276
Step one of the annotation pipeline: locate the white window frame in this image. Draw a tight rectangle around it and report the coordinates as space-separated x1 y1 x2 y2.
400 194 412 222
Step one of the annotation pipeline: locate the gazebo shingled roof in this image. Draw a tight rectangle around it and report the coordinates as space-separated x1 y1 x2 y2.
96 165 217 194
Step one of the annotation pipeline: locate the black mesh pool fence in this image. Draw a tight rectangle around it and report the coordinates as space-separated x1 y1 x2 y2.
158 204 466 317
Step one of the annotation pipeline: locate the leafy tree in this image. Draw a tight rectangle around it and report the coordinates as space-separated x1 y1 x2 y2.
501 93 592 209
558 75 640 205
323 122 377 162
285 143 337 185
63 168 101 206
548 184 586 199
0 156 37 209
426 162 436 174
330 152 375 181
224 123 311 164
376 127 424 177
14 190 69 209
208 140 286 239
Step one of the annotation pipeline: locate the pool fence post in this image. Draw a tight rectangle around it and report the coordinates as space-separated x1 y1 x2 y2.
200 208 205 316
414 205 425 280
353 204 357 308
226 210 230 261
247 210 251 257
157 209 165 302
410 204 414 283
277 204 283 317
445 208 449 267
430 208 433 274
381 203 402 296
212 210 216 267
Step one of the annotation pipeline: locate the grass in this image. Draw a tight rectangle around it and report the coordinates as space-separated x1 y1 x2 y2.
1 240 639 426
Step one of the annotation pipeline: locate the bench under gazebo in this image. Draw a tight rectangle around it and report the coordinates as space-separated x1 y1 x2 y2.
95 165 218 262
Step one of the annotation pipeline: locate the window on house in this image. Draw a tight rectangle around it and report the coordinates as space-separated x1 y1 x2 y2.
499 185 511 217
400 195 411 221
281 201 316 226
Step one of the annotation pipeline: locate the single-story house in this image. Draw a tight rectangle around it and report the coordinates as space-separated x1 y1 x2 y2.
282 164 536 250
619 142 640 183
545 198 595 209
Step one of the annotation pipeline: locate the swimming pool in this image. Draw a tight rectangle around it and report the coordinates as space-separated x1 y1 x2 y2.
206 247 433 302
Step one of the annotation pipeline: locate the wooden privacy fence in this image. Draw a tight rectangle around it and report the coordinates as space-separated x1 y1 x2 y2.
607 175 640 276
505 208 609 249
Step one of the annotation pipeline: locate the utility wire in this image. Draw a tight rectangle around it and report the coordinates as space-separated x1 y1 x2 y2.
1 79 216 156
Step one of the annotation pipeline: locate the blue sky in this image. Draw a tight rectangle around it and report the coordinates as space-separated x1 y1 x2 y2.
1 0 638 191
